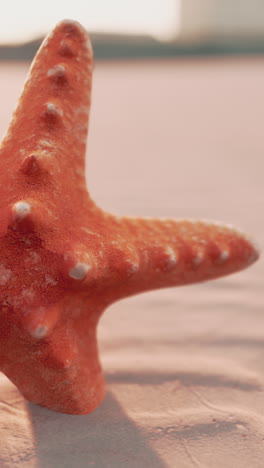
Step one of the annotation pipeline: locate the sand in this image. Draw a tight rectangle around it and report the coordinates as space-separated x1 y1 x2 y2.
0 56 263 467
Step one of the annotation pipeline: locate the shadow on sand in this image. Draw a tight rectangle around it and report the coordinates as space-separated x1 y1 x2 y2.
26 391 166 468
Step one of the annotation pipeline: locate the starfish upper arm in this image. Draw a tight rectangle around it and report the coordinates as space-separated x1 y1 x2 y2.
0 20 93 207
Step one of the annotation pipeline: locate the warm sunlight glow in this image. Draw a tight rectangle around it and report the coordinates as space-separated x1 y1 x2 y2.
0 0 180 43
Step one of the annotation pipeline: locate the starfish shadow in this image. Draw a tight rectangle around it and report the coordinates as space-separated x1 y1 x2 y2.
26 391 166 468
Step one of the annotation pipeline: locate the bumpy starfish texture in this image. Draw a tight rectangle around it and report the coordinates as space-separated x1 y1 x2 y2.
0 20 259 414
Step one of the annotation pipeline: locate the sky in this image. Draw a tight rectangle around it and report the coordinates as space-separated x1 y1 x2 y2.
0 0 180 44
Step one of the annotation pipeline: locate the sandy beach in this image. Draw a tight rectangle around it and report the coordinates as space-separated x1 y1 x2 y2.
0 56 263 467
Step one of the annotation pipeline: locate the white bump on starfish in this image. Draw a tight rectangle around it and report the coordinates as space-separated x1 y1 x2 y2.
13 201 31 220
45 102 63 117
127 263 139 274
20 155 42 175
47 64 66 80
59 40 75 57
124 246 140 274
217 249 229 264
163 246 178 270
0 265 12 285
192 250 204 266
69 262 91 280
31 325 48 339
63 359 71 369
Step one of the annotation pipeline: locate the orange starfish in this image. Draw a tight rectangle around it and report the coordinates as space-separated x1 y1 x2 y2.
0 20 259 414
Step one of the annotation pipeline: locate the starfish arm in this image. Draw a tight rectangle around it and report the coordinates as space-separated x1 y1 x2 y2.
0 20 92 182
105 216 259 299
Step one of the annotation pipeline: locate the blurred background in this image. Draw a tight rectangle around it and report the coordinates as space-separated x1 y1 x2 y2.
1 0 264 58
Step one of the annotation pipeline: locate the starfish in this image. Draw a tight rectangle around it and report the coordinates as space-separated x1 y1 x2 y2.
0 20 259 415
